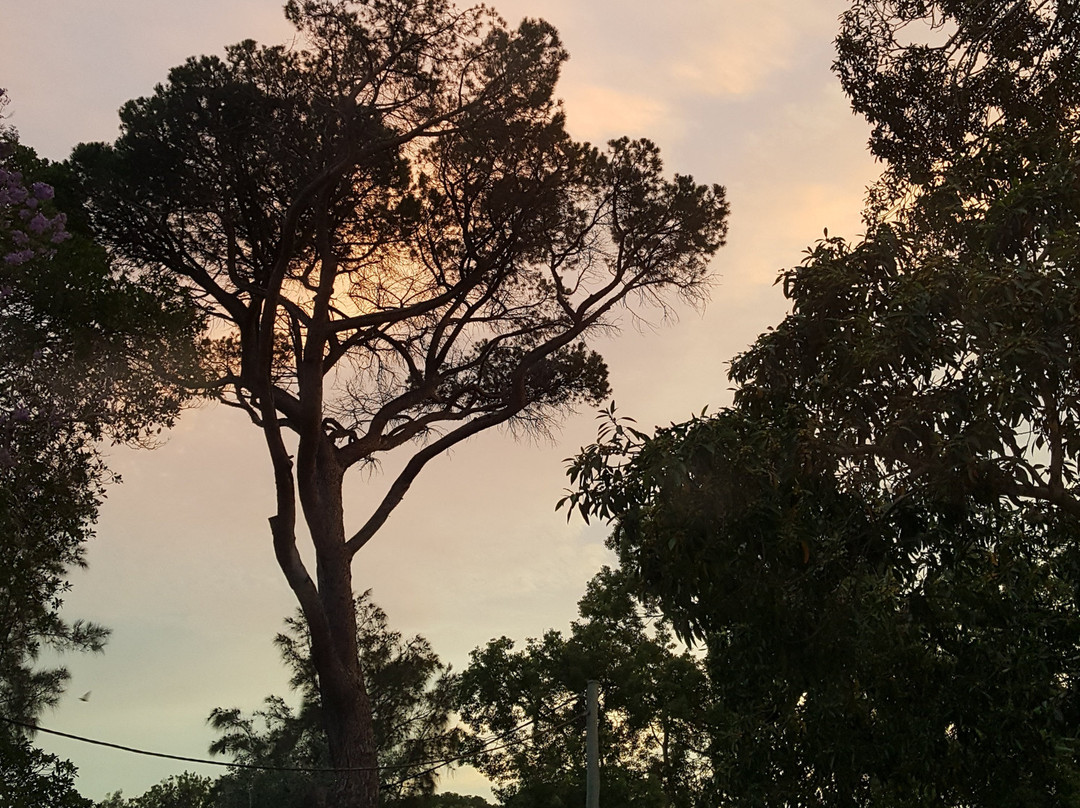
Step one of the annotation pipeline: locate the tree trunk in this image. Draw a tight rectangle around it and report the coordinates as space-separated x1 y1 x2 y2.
289 438 381 808
319 660 380 808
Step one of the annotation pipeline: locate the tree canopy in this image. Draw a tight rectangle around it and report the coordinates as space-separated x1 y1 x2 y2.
744 0 1080 524
566 407 1080 805
74 3 728 805
457 567 711 808
563 2 1080 805
836 0 1080 188
98 772 215 808
0 732 92 808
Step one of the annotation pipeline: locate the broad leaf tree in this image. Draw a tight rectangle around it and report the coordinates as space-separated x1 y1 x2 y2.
836 0 1080 190
457 568 712 808
739 0 1080 528
566 409 1080 805
0 732 92 808
564 2 1080 804
74 2 728 805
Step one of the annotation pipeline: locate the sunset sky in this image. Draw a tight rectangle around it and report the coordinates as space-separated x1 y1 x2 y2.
2 0 879 799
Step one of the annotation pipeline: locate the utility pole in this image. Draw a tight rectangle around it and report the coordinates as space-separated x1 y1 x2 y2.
586 679 599 808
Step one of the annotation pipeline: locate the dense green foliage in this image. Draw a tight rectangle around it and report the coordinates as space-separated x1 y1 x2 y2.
564 2 1080 805
836 0 1080 188
567 409 1080 805
0 88 201 808
0 732 93 808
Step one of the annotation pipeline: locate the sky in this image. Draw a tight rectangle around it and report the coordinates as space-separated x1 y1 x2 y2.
2 0 879 800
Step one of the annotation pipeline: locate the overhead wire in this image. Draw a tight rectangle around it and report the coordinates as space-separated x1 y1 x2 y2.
0 693 585 781
383 708 588 790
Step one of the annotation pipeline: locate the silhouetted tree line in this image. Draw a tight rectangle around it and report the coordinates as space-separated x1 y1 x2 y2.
6 1 1080 806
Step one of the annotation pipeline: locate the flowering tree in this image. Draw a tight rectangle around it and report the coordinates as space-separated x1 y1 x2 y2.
0 89 203 732
0 91 68 267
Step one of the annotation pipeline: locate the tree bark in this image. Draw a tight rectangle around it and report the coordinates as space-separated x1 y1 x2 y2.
319 658 379 808
268 422 381 808
313 447 380 808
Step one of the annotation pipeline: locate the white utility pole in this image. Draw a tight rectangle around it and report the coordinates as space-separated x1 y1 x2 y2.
586 679 600 808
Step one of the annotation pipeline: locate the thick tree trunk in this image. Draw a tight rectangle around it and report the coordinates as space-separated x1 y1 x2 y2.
317 547 379 806
319 657 380 808
283 437 381 808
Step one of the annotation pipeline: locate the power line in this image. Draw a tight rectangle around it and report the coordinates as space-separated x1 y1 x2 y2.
383 709 588 790
0 695 584 780
0 715 334 774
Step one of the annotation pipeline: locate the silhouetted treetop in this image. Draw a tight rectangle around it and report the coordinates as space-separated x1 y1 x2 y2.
836 0 1080 183
74 3 729 806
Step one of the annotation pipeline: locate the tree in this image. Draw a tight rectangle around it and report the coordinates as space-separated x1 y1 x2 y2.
208 592 465 807
97 773 214 808
0 732 93 808
457 568 712 808
562 3 1080 804
102 777 490 808
410 795 493 808
74 2 729 805
738 0 1080 533
835 0 1080 190
566 408 1080 805
0 90 203 733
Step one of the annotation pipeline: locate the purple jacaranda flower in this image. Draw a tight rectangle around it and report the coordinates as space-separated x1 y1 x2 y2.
28 212 49 234
11 229 28 246
31 182 54 201
4 249 33 265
